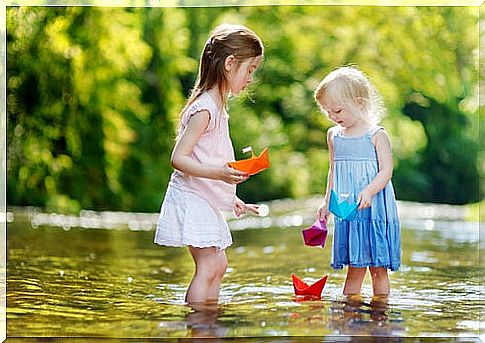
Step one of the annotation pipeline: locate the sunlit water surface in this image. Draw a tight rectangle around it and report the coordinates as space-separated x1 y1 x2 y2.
5 205 483 340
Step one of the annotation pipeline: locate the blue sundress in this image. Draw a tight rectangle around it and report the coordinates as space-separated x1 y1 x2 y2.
331 126 401 271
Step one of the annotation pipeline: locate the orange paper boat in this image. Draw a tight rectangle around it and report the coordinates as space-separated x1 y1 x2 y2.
228 147 270 176
291 274 328 298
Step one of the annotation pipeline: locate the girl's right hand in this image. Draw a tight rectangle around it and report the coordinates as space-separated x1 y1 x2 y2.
316 203 330 222
220 164 249 184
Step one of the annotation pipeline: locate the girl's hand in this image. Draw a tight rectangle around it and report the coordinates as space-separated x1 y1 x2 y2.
316 203 330 222
357 188 373 209
220 164 249 185
233 198 259 217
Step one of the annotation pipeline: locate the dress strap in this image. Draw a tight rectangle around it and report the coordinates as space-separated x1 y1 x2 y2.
367 125 384 137
334 125 344 136
329 125 344 142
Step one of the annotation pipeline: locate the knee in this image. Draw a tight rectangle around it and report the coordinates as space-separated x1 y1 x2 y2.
370 267 387 279
196 260 220 281
217 255 228 278
199 258 226 281
347 267 366 280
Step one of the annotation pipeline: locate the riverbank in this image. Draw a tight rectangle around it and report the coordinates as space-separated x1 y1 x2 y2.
5 197 481 232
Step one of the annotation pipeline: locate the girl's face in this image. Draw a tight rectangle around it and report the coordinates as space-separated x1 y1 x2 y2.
227 55 262 95
322 98 365 130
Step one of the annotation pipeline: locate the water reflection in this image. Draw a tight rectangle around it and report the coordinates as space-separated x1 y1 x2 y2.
329 295 405 337
6 205 482 339
185 302 228 338
156 301 229 338
288 298 327 328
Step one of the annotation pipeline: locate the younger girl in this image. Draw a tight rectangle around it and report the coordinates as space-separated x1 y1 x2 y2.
314 66 401 297
154 24 264 303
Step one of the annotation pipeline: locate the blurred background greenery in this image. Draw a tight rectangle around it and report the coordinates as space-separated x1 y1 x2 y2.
6 6 482 213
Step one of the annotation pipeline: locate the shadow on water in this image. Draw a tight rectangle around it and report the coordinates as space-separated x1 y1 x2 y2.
4 203 483 341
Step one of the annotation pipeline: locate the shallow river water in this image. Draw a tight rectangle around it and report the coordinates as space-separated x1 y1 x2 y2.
5 203 483 342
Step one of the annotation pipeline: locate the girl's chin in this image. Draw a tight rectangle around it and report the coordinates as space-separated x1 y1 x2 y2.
237 85 246 93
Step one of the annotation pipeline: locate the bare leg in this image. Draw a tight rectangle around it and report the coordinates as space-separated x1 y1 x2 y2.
370 294 389 321
369 266 390 296
186 301 222 338
186 301 220 326
206 249 227 302
343 266 366 295
185 246 221 303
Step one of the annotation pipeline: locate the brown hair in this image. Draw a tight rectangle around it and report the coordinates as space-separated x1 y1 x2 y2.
181 24 264 114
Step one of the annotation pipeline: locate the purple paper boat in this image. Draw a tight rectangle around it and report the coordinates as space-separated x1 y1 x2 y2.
302 219 328 247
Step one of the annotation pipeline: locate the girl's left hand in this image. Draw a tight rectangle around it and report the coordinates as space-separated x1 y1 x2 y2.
357 188 373 209
233 198 260 217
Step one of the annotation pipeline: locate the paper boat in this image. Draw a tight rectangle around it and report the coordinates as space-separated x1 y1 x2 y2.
302 219 328 247
291 274 328 298
228 147 270 176
329 189 358 220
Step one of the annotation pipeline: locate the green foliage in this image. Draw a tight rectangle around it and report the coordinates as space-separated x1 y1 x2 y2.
398 94 480 204
119 8 192 211
7 7 188 212
6 6 481 213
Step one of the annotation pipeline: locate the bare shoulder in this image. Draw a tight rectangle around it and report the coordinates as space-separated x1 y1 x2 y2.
372 128 392 148
327 126 339 141
186 109 211 131
326 127 337 149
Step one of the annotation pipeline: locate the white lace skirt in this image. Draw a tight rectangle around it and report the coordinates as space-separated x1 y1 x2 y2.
154 185 233 250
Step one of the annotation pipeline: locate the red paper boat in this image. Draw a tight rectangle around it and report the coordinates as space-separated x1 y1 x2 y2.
228 147 270 176
291 274 328 298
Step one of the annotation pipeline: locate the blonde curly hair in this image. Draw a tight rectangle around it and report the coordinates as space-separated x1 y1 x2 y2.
314 66 386 126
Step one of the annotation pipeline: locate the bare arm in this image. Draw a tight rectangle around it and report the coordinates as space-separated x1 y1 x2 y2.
171 110 248 184
317 127 335 221
357 129 393 209
324 128 335 205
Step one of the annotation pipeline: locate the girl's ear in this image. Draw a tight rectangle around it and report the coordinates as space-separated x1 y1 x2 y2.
356 97 367 109
224 55 236 72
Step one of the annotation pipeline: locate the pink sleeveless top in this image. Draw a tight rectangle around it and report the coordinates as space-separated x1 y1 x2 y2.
169 92 236 211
